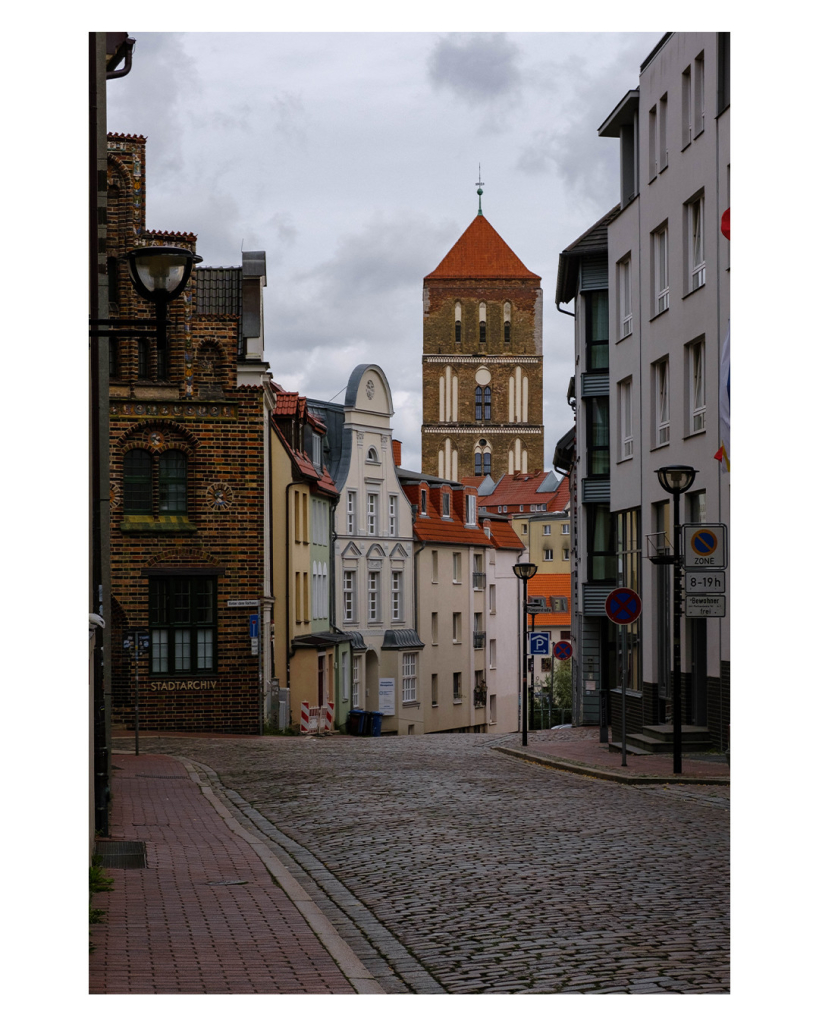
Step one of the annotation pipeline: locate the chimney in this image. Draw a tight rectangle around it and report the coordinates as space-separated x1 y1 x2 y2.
392 439 402 466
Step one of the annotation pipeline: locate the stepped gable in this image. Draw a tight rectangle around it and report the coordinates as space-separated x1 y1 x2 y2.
425 215 540 282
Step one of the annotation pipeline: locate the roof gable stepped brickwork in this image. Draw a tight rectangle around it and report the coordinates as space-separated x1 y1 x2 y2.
425 215 540 281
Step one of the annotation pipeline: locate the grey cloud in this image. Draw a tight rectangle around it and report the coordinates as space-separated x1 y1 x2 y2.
428 34 522 106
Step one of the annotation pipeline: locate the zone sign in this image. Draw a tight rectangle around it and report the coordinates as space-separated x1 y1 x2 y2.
682 523 727 569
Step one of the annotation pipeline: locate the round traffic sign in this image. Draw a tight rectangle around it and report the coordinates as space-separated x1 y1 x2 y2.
553 640 573 661
690 529 718 557
605 587 642 624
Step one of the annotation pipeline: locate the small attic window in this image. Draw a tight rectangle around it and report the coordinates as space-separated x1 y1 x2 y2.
442 491 451 518
366 446 379 463
420 489 427 514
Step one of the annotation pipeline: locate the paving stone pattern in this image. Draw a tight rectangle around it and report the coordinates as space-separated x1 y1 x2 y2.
130 732 729 994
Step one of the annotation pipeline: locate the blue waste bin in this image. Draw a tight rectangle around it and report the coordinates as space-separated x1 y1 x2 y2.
362 711 373 735
370 711 383 737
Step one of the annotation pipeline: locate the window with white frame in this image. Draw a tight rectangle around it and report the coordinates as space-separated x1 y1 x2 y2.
312 431 322 468
431 549 438 583
391 571 403 621
367 493 378 535
367 571 380 622
366 446 379 463
652 225 669 314
694 52 705 137
618 256 632 339
352 655 361 707
687 193 706 290
562 523 570 534
420 488 427 515
452 551 462 582
619 377 634 459
648 103 658 180
688 339 706 433
431 611 438 644
343 570 357 622
402 652 417 703
489 638 496 669
453 672 462 700
654 358 670 446
682 65 692 147
453 612 462 643
551 596 569 612
442 491 451 518
543 547 553 561
341 650 350 701
431 673 438 705
543 524 551 535
466 493 477 526
388 494 397 537
562 547 570 561
659 93 668 170
346 491 357 535
489 584 496 613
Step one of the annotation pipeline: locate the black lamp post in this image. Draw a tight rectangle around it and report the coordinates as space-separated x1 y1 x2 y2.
656 465 698 774
125 246 202 377
513 562 538 747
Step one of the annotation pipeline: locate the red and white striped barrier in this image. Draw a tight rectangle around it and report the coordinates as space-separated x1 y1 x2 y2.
301 702 334 734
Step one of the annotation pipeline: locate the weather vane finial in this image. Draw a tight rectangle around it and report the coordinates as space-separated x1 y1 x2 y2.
476 164 484 216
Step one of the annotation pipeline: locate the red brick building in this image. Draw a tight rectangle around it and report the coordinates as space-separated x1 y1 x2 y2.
106 134 273 734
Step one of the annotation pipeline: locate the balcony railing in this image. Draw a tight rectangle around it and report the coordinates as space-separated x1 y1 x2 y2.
473 631 486 649
473 686 487 709
472 572 486 590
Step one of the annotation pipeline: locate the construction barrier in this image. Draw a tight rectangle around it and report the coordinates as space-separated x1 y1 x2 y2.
300 701 334 734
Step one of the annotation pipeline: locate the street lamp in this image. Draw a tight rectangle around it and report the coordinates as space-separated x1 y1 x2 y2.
125 246 202 376
656 465 697 774
513 562 538 747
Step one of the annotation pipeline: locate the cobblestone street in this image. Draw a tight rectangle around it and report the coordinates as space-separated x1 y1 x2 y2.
124 731 729 994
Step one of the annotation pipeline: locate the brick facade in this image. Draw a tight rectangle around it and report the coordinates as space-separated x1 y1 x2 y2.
421 216 544 481
107 134 268 734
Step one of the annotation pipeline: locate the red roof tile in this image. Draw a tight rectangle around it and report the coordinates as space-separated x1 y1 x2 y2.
528 572 571 627
548 475 570 512
425 216 540 281
481 517 525 551
483 471 556 510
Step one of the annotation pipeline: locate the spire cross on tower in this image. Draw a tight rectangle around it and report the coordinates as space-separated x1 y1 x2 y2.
476 164 484 216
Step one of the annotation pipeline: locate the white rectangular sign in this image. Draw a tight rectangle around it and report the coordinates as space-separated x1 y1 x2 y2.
685 595 726 617
682 523 728 569
684 571 726 594
378 678 395 715
227 599 260 608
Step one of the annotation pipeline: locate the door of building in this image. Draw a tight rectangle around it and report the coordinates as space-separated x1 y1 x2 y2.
690 619 708 726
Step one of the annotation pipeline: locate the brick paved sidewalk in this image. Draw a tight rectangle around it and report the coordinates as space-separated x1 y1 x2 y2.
89 753 366 994
498 726 729 784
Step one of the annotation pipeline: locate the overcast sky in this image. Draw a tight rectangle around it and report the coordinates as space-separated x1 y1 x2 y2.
107 31 660 473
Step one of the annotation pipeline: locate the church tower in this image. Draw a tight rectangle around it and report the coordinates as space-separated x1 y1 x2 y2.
421 195 544 482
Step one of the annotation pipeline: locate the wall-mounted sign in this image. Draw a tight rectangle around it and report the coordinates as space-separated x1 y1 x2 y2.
378 678 395 715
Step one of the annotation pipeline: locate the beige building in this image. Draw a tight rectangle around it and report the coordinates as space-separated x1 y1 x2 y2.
398 469 524 734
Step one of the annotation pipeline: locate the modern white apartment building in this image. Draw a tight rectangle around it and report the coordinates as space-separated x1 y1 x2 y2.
556 32 730 749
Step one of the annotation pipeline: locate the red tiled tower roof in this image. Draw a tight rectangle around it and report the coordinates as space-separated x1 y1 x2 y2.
425 216 540 281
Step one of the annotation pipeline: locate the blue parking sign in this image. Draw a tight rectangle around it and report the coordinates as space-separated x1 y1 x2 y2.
249 614 260 638
529 631 551 655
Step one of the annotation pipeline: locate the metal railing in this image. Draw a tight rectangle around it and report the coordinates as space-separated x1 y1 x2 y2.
473 631 486 649
472 572 486 590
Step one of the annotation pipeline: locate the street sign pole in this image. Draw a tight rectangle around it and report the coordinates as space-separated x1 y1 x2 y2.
620 623 627 767
672 493 683 774
549 652 554 730
134 638 140 757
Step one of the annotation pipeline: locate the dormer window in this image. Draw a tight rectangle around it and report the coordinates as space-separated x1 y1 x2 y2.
442 491 451 518
312 432 322 468
420 489 427 514
366 446 379 463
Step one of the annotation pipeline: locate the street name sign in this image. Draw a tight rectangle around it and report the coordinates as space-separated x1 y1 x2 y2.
685 595 726 617
685 571 726 594
682 524 727 569
529 632 551 655
227 599 260 608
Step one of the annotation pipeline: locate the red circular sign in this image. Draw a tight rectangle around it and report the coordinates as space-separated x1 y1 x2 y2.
605 587 642 624
553 640 573 661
